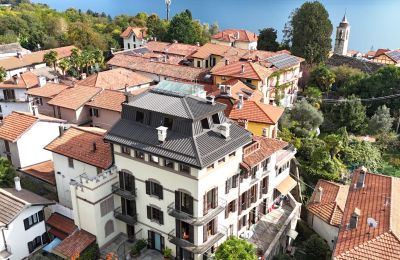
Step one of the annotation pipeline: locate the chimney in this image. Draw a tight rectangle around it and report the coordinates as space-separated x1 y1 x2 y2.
156 126 168 143
225 59 230 66
238 93 244 109
17 52 22 59
196 42 200 47
58 125 65 137
235 31 240 40
356 169 366 189
13 75 19 85
206 95 215 105
81 73 87 80
173 40 178 44
32 105 38 116
92 142 97 152
241 64 245 74
218 123 231 139
314 187 323 203
38 76 46 87
14 177 21 192
262 127 269 138
110 48 115 55
124 84 130 103
226 85 231 96
349 208 360 229
154 37 157 42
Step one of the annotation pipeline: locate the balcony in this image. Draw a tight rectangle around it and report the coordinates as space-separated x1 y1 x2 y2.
114 207 137 225
112 183 136 200
0 245 12 259
168 225 227 254
167 198 226 226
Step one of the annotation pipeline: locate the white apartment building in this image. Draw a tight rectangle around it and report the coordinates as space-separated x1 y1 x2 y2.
0 111 66 169
0 178 54 260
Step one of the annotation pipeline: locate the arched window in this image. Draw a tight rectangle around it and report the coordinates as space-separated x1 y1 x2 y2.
105 220 114 237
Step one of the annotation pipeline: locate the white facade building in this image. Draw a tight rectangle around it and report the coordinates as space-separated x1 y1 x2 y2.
120 27 147 51
0 178 54 260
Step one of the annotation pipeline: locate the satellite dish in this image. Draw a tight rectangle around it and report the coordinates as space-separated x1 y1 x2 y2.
367 217 378 228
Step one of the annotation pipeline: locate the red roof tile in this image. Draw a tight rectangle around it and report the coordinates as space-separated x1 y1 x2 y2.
26 82 71 98
211 61 273 80
45 127 112 169
242 136 287 168
78 68 152 90
0 71 39 89
46 213 77 236
54 229 96 258
120 27 147 39
228 100 284 124
20 161 56 185
86 90 125 112
47 85 101 110
145 41 200 57
211 29 258 43
208 79 263 103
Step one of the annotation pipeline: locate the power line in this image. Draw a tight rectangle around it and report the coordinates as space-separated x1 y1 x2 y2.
298 92 400 104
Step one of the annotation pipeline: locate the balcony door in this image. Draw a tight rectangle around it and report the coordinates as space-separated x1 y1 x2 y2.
119 171 135 192
148 231 164 252
176 220 194 243
175 191 194 215
121 197 136 217
203 187 218 215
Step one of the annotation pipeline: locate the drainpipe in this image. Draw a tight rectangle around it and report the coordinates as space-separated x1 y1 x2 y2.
1 226 8 253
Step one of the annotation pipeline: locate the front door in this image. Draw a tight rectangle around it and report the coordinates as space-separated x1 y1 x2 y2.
148 231 164 252
154 233 162 251
127 224 135 242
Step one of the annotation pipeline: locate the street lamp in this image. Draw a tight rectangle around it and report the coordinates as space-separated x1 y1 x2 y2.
165 0 171 21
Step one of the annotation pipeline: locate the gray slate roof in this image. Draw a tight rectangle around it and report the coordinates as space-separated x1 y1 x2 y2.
129 90 226 120
327 54 384 74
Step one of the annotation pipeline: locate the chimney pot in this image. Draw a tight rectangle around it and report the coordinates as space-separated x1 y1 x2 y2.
206 95 215 105
315 186 323 203
241 64 245 74
14 177 21 191
156 126 168 142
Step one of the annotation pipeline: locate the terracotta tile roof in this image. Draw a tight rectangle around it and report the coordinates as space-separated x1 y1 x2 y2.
211 29 258 43
374 48 391 57
191 43 232 59
211 61 273 80
107 54 207 82
86 90 125 112
26 82 71 98
334 169 400 260
0 187 53 226
45 127 112 169
307 180 349 226
120 26 147 39
208 79 263 103
145 41 200 57
241 136 287 169
20 160 56 185
53 229 96 258
0 71 39 89
228 100 284 124
78 68 153 90
46 213 77 236
47 85 101 110
0 111 64 142
0 46 76 71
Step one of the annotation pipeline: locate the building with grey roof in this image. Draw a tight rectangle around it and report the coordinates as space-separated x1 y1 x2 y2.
0 42 30 60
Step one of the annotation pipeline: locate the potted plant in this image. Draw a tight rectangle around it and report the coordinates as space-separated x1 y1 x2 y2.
136 239 147 253
163 247 173 259
130 246 140 258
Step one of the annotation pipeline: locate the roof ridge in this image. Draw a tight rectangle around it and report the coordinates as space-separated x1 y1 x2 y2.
181 97 194 119
254 101 273 121
69 126 106 137
248 62 263 80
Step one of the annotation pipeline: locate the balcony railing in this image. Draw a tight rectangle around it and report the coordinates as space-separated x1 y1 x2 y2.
167 198 226 226
168 225 227 254
112 183 137 200
114 207 137 225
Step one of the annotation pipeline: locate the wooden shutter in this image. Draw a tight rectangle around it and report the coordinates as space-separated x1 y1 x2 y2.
161 236 165 250
238 196 242 215
188 196 194 215
225 179 229 194
145 181 150 195
233 199 237 212
24 218 30 230
254 185 258 203
225 205 229 219
147 230 153 249
238 219 241 230
176 220 181 238
203 194 208 216
158 184 163 199
89 108 93 117
175 191 180 211
147 206 151 220
28 241 34 253
203 225 207 242
38 210 44 222
260 182 263 199
159 211 164 225
213 188 218 208
189 224 194 243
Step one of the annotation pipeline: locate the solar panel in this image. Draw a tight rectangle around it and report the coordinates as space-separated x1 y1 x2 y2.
266 54 300 69
387 50 400 62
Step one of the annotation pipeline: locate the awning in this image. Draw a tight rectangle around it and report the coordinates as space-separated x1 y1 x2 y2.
48 228 68 240
42 238 62 253
276 176 297 195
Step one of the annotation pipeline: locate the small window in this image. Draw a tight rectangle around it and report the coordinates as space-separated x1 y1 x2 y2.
146 180 163 199
150 155 159 164
97 167 102 174
218 157 226 164
246 79 252 83
147 206 164 224
197 61 201 67
68 157 74 168
229 151 236 158
105 220 114 237
121 146 130 155
179 164 190 174
212 113 220 124
136 111 144 123
201 118 210 129
135 150 145 160
207 164 214 171
163 117 173 129
164 159 174 169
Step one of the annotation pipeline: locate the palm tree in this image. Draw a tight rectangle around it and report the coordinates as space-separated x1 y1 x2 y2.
81 50 95 75
43 50 58 71
92 49 104 72
58 58 71 76
70 48 83 75
0 67 6 82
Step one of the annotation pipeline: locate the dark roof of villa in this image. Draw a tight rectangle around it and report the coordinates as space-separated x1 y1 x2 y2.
105 91 252 168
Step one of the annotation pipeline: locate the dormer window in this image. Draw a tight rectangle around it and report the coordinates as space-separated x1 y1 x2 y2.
212 113 220 124
135 150 145 160
201 118 210 129
136 111 144 124
163 117 173 129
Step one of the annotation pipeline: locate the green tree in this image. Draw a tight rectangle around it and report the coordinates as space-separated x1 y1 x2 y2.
257 27 279 51
215 236 257 260
332 65 365 90
0 158 16 188
146 14 167 41
58 58 70 76
368 105 394 135
81 49 95 74
67 22 107 50
288 1 333 64
309 64 336 92
303 86 322 108
303 234 331 260
0 67 6 82
209 22 219 36
290 99 324 136
167 11 198 44
341 140 382 171
43 50 58 71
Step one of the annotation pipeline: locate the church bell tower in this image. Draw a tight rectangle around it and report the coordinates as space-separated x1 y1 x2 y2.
334 14 350 55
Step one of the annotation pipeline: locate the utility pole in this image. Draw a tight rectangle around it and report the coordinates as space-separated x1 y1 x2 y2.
165 0 171 21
